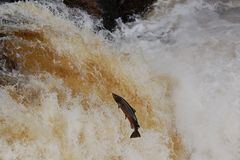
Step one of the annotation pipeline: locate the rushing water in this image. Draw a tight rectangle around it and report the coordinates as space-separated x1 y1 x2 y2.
0 0 240 160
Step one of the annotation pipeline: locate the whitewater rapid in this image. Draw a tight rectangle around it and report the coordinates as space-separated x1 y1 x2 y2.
0 0 240 160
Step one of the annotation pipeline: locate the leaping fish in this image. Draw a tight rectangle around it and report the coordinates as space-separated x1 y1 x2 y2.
112 93 141 138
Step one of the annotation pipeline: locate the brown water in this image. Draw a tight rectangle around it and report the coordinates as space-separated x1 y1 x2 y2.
0 1 186 160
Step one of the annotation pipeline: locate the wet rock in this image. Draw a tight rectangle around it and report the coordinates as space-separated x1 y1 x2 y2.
63 0 156 31
0 0 156 30
122 0 155 19
63 0 103 17
0 0 25 4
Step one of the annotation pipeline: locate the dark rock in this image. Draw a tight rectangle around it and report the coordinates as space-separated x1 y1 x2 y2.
0 0 156 30
0 0 25 4
63 0 157 31
63 0 103 17
101 0 156 30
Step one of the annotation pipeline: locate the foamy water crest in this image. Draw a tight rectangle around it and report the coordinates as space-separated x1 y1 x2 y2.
113 0 240 160
0 0 240 160
0 1 184 160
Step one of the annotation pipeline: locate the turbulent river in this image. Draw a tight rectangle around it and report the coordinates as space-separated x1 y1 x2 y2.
0 0 240 160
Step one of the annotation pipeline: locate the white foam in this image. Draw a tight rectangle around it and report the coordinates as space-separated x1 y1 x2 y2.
1 0 240 160
114 0 240 160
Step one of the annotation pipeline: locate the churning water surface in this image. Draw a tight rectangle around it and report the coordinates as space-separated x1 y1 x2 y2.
0 0 240 160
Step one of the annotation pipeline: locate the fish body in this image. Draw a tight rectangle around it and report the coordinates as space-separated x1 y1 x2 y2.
112 93 141 138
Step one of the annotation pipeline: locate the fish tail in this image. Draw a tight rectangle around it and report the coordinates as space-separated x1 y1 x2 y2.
130 129 141 138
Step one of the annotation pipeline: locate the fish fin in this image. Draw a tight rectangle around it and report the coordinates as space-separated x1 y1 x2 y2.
130 130 141 138
129 106 136 113
133 108 136 113
130 123 133 129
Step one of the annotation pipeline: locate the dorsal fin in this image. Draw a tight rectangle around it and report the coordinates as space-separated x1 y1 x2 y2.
130 106 136 113
118 104 121 108
130 123 134 129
